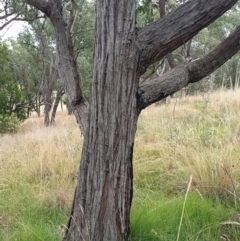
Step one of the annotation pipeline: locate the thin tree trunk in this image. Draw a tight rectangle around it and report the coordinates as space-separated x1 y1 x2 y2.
50 85 64 125
26 0 89 135
43 86 52 126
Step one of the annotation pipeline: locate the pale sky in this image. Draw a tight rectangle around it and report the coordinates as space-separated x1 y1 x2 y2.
0 21 27 40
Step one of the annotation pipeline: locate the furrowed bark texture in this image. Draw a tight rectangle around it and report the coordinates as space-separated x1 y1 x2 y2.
138 0 238 73
63 0 240 240
63 0 139 240
138 26 240 110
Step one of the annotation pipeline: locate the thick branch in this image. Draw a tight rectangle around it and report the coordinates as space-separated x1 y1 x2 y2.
137 0 238 74
137 26 240 111
187 27 240 83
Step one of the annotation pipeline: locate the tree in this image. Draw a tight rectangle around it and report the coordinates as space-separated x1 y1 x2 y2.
0 43 25 118
9 38 45 117
64 0 240 240
15 19 58 125
25 0 89 135
0 42 26 133
11 0 240 240
30 19 58 126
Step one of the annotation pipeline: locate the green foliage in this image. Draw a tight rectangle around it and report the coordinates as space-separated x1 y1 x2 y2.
73 1 95 100
137 0 159 25
0 43 26 133
0 114 20 134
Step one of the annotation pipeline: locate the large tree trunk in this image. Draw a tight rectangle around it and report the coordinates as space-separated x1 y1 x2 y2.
64 0 240 240
63 0 139 240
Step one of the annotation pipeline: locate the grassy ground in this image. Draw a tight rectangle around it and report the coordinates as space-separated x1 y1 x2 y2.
1 89 240 240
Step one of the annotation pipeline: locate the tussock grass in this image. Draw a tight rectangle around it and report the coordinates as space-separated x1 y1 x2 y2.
1 89 240 240
134 90 240 199
130 192 233 241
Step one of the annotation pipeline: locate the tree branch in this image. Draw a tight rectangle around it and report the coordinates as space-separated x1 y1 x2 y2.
137 0 238 74
137 26 240 111
0 14 46 31
0 14 20 30
25 0 50 17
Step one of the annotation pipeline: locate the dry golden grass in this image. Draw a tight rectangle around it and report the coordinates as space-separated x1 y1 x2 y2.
134 89 240 198
0 112 82 210
1 89 240 208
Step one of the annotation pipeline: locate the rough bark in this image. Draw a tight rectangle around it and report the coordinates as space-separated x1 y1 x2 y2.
137 26 240 110
64 0 240 240
138 0 238 74
50 0 89 135
63 0 139 240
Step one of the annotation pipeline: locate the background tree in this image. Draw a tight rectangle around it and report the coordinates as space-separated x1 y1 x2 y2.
9 36 45 117
0 0 44 31
1 0 92 129
5 1 94 123
0 42 26 133
29 19 58 126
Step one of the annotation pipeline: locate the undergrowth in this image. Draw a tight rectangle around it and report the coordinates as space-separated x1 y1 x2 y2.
1 90 240 240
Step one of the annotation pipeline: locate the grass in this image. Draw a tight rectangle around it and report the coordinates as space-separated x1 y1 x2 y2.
0 112 81 241
1 89 240 240
130 192 231 241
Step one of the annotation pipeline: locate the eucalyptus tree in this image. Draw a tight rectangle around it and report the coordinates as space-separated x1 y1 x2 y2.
5 0 240 240
9 39 44 116
0 0 43 31
29 19 58 126
0 43 26 121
